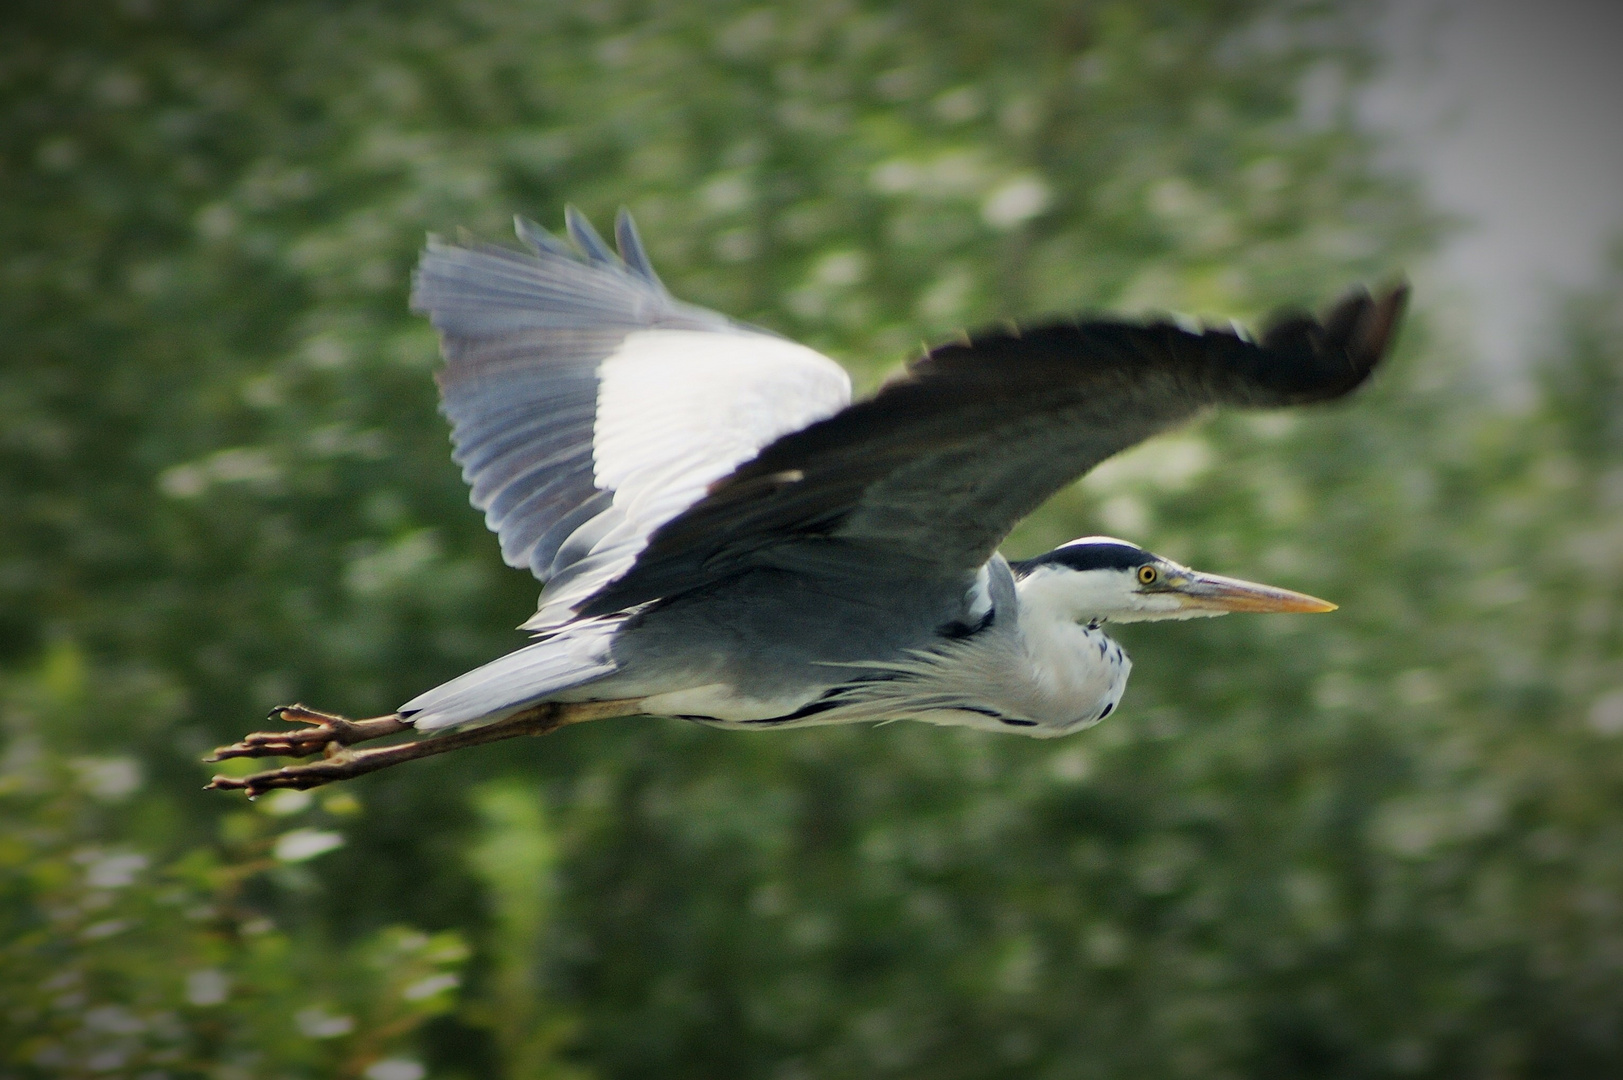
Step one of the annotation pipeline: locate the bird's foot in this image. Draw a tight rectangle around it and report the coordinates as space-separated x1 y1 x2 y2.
206 703 410 763
205 698 647 798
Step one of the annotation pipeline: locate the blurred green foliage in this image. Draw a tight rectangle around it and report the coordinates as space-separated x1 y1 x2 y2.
1 642 467 1078
2 1 1621 1078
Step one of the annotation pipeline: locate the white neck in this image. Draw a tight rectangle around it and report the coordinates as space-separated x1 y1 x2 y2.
997 570 1132 731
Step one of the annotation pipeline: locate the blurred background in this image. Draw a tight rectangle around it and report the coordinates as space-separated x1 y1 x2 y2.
3 1 1621 1077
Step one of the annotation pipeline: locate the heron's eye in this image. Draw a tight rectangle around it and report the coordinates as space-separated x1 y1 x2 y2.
1137 565 1159 586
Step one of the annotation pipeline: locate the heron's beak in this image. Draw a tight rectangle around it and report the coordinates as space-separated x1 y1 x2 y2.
1163 570 1337 614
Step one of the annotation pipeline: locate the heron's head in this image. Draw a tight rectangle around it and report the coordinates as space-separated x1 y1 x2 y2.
1011 536 1335 624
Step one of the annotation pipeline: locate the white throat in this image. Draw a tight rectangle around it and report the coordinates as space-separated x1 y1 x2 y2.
1000 568 1135 733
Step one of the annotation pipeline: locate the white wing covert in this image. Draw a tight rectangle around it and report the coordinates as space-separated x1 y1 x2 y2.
411 209 851 632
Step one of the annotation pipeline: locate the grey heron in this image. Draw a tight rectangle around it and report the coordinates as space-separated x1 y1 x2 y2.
209 209 1406 795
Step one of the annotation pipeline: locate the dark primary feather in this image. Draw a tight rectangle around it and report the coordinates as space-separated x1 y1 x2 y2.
581 284 1407 616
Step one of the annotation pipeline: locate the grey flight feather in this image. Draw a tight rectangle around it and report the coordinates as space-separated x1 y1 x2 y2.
612 209 664 289
582 285 1408 616
409 210 728 583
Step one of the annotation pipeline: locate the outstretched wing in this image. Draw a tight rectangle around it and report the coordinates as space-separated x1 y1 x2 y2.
579 285 1408 617
412 209 851 631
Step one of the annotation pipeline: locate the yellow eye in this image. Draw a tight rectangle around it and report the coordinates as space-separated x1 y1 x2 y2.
1137 565 1158 585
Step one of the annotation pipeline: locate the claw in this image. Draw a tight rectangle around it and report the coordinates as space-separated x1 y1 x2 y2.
205 707 411 763
206 698 647 797
207 763 346 796
269 702 347 725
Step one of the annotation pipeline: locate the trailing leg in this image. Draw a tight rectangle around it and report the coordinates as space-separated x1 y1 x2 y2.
205 699 644 797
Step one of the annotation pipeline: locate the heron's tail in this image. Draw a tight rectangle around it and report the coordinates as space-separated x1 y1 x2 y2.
399 619 620 732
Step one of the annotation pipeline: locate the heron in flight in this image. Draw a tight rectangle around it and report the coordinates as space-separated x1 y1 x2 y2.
210 209 1406 795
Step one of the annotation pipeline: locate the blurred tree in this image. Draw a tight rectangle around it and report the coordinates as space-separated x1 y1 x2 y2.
0 643 467 1079
6 0 1621 1078
464 782 588 1080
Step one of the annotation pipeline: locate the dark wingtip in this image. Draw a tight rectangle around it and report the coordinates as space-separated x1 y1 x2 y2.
1322 280 1407 360
1353 280 1409 372
1259 279 1410 399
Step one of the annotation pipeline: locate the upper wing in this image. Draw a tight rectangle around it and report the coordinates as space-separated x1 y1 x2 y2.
411 209 852 631
578 285 1408 617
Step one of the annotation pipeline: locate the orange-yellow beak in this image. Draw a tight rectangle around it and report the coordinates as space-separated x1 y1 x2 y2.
1163 570 1337 614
